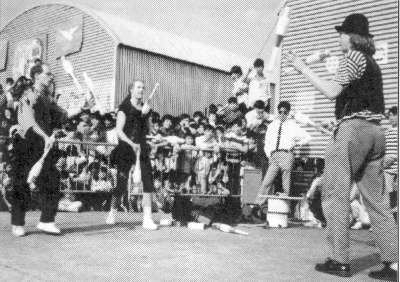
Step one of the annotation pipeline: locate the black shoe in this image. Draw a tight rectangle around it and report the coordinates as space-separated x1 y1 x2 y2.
368 263 398 281
315 258 351 277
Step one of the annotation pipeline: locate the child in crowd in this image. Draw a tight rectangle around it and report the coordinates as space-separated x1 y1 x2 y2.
193 111 204 124
177 133 199 193
197 150 214 194
160 114 174 137
58 171 83 213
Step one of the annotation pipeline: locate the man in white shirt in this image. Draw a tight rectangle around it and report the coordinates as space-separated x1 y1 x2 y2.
255 101 311 204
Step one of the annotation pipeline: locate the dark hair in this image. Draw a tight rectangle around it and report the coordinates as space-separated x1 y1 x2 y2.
228 97 238 104
152 119 162 126
204 124 215 132
151 111 160 121
162 114 173 123
184 132 194 139
193 111 204 118
388 106 398 116
34 58 42 65
30 63 46 82
180 113 190 121
215 125 225 133
90 111 102 121
231 118 243 127
230 65 243 76
253 58 264 68
11 76 33 101
349 33 376 56
253 100 265 109
277 101 291 112
189 122 198 129
208 104 218 114
103 113 114 122
6 78 14 84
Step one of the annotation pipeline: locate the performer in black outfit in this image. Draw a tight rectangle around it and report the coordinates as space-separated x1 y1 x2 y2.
107 80 158 230
11 64 68 236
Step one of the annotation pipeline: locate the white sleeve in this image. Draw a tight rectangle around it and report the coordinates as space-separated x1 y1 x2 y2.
295 124 312 146
263 127 273 158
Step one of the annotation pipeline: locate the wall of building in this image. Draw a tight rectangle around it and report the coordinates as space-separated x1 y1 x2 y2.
280 0 398 158
0 4 116 112
116 45 233 116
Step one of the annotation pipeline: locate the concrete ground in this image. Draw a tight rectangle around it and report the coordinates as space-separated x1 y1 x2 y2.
0 211 393 282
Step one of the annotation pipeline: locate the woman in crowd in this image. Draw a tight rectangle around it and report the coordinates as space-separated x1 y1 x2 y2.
107 80 158 230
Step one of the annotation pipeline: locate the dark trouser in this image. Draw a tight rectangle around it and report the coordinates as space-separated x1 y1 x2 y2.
112 143 154 199
227 161 241 195
11 130 61 226
323 119 398 264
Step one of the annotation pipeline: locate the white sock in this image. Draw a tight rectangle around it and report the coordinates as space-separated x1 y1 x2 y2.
143 206 152 221
390 262 398 271
109 208 117 214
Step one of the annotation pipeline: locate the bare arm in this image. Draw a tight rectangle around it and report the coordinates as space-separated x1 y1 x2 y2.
285 52 344 100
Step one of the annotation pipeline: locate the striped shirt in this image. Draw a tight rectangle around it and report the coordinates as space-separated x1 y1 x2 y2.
333 50 383 123
385 127 398 174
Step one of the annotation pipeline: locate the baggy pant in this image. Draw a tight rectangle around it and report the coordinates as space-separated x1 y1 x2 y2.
254 151 295 205
322 118 398 264
10 129 61 226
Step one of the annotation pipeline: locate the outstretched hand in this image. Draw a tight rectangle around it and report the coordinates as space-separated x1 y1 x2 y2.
283 50 307 73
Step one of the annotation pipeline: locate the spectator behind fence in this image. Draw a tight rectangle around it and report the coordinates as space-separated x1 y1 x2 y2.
5 78 15 109
230 65 249 114
222 118 249 195
177 133 198 193
217 97 244 125
195 124 218 151
245 100 273 175
160 114 174 137
247 59 270 111
193 111 205 124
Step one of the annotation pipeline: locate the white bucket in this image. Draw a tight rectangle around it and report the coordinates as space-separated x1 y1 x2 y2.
187 222 205 230
267 212 288 228
268 198 290 213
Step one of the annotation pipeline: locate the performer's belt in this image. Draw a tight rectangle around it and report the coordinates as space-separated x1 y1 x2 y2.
271 149 293 155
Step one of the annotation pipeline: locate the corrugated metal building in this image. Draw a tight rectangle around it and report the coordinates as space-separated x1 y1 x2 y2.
0 2 255 116
279 0 398 158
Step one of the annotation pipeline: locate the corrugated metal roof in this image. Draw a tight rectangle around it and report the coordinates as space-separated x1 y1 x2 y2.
1 1 253 73
89 9 253 72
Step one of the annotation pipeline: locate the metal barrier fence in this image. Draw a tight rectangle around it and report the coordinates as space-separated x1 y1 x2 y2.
1 137 251 212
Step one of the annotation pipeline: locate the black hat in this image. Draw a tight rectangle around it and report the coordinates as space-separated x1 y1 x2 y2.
335 13 373 38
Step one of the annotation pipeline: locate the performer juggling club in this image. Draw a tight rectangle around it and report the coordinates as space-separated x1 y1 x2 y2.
284 13 397 280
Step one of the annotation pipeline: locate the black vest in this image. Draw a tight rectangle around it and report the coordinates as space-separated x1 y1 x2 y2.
334 53 384 120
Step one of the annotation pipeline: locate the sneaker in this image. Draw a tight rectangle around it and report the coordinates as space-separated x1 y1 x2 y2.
315 258 351 277
37 222 61 234
106 210 116 225
12 225 26 237
368 263 397 281
350 221 363 230
142 218 159 230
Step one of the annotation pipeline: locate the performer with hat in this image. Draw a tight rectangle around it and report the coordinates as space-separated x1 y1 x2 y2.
285 13 397 280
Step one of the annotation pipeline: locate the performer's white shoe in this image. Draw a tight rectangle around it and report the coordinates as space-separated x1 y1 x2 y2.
106 210 116 225
142 218 159 230
37 222 61 234
12 225 26 237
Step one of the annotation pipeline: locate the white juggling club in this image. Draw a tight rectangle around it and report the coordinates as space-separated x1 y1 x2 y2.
142 83 160 115
267 6 291 72
61 56 83 94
